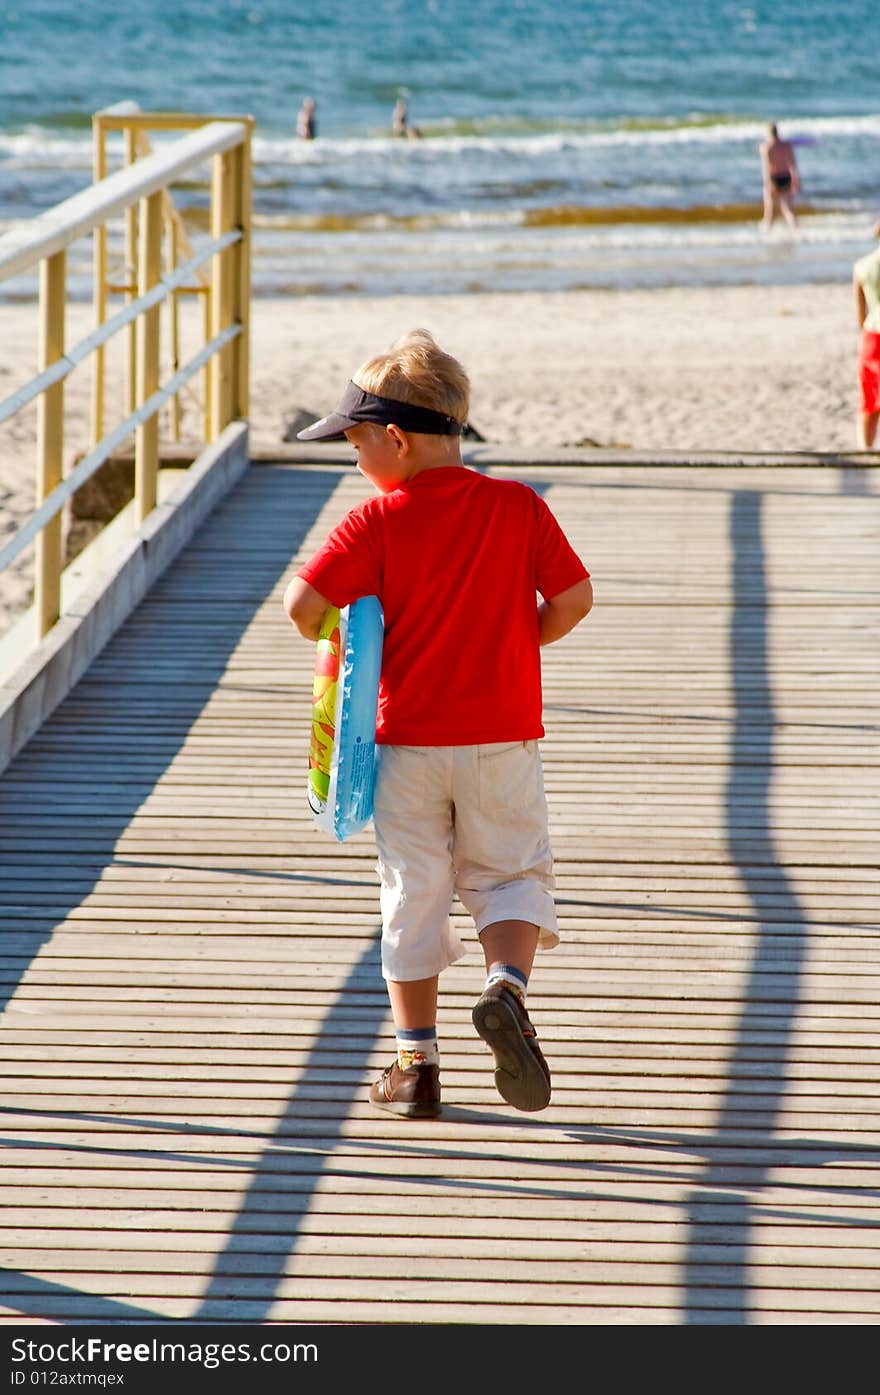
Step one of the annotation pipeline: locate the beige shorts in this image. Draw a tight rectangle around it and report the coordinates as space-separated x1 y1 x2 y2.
372 740 559 982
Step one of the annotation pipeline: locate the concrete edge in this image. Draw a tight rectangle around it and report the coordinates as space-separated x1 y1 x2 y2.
0 421 250 777
250 442 880 469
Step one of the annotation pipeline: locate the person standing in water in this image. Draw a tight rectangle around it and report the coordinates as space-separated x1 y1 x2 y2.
392 95 421 139
391 97 408 136
759 122 800 232
296 97 317 140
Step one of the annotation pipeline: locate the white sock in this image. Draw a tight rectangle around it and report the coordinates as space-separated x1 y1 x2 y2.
396 1027 439 1069
484 962 528 1003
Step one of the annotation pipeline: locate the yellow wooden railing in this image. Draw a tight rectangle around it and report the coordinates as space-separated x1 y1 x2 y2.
0 109 253 643
91 103 254 448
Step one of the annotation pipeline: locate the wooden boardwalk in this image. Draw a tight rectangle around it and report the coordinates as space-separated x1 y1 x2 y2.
0 457 878 1326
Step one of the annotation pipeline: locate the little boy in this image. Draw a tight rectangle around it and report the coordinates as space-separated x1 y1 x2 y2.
283 329 592 1119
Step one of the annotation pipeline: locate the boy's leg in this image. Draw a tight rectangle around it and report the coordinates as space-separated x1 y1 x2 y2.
369 746 461 1120
370 972 442 1119
478 919 539 980
452 741 558 1114
473 918 551 1113
387 974 439 1028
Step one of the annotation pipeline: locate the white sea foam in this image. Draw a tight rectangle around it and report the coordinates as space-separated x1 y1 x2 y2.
250 111 880 163
1 110 878 177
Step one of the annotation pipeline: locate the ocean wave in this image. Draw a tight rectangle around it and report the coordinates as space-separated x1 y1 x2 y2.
2 109 879 168
0 128 94 166
251 111 880 162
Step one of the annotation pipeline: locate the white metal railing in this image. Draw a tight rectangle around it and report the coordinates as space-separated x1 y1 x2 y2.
0 114 252 641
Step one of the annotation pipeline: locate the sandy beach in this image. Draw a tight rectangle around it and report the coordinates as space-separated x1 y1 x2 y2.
0 281 864 632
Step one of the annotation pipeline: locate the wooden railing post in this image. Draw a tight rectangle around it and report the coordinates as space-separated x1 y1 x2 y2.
210 149 235 441
134 190 162 521
35 251 66 638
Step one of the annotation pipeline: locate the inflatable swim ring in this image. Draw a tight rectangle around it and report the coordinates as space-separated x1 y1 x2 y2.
308 594 383 841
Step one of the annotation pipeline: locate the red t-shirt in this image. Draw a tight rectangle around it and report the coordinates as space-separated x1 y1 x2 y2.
297 465 589 745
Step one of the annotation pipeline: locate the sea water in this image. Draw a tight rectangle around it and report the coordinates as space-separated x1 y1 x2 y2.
0 0 877 297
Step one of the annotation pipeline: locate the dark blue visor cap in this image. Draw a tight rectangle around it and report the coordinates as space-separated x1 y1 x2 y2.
296 381 464 441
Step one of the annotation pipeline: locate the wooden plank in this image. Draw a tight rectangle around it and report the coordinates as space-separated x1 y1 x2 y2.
0 459 878 1327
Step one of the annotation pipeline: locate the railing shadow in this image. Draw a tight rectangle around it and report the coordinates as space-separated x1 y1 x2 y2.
0 933 389 1325
191 936 387 1321
681 488 808 1322
0 463 356 1321
0 465 343 1015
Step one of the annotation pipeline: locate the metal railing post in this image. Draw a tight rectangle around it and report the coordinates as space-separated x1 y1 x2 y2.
167 214 182 440
210 149 235 441
124 126 138 417
202 277 213 441
134 190 163 521
234 126 252 420
90 117 107 449
35 251 66 638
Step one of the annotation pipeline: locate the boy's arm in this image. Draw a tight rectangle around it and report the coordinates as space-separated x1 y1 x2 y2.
283 576 332 641
538 577 593 646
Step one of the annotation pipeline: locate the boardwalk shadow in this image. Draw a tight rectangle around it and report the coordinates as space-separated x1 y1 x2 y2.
0 464 388 1321
683 488 808 1322
549 488 823 1320
557 481 878 1320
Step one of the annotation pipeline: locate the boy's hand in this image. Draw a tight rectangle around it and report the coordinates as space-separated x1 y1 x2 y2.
538 577 593 646
283 577 332 640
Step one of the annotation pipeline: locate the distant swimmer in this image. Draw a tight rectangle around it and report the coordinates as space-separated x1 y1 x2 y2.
297 97 317 140
391 97 408 136
759 122 800 232
391 96 421 140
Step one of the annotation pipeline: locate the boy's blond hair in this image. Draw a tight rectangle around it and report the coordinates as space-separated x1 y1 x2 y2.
354 328 470 426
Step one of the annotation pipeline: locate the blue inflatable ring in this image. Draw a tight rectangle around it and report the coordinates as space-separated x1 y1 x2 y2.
308 595 383 841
